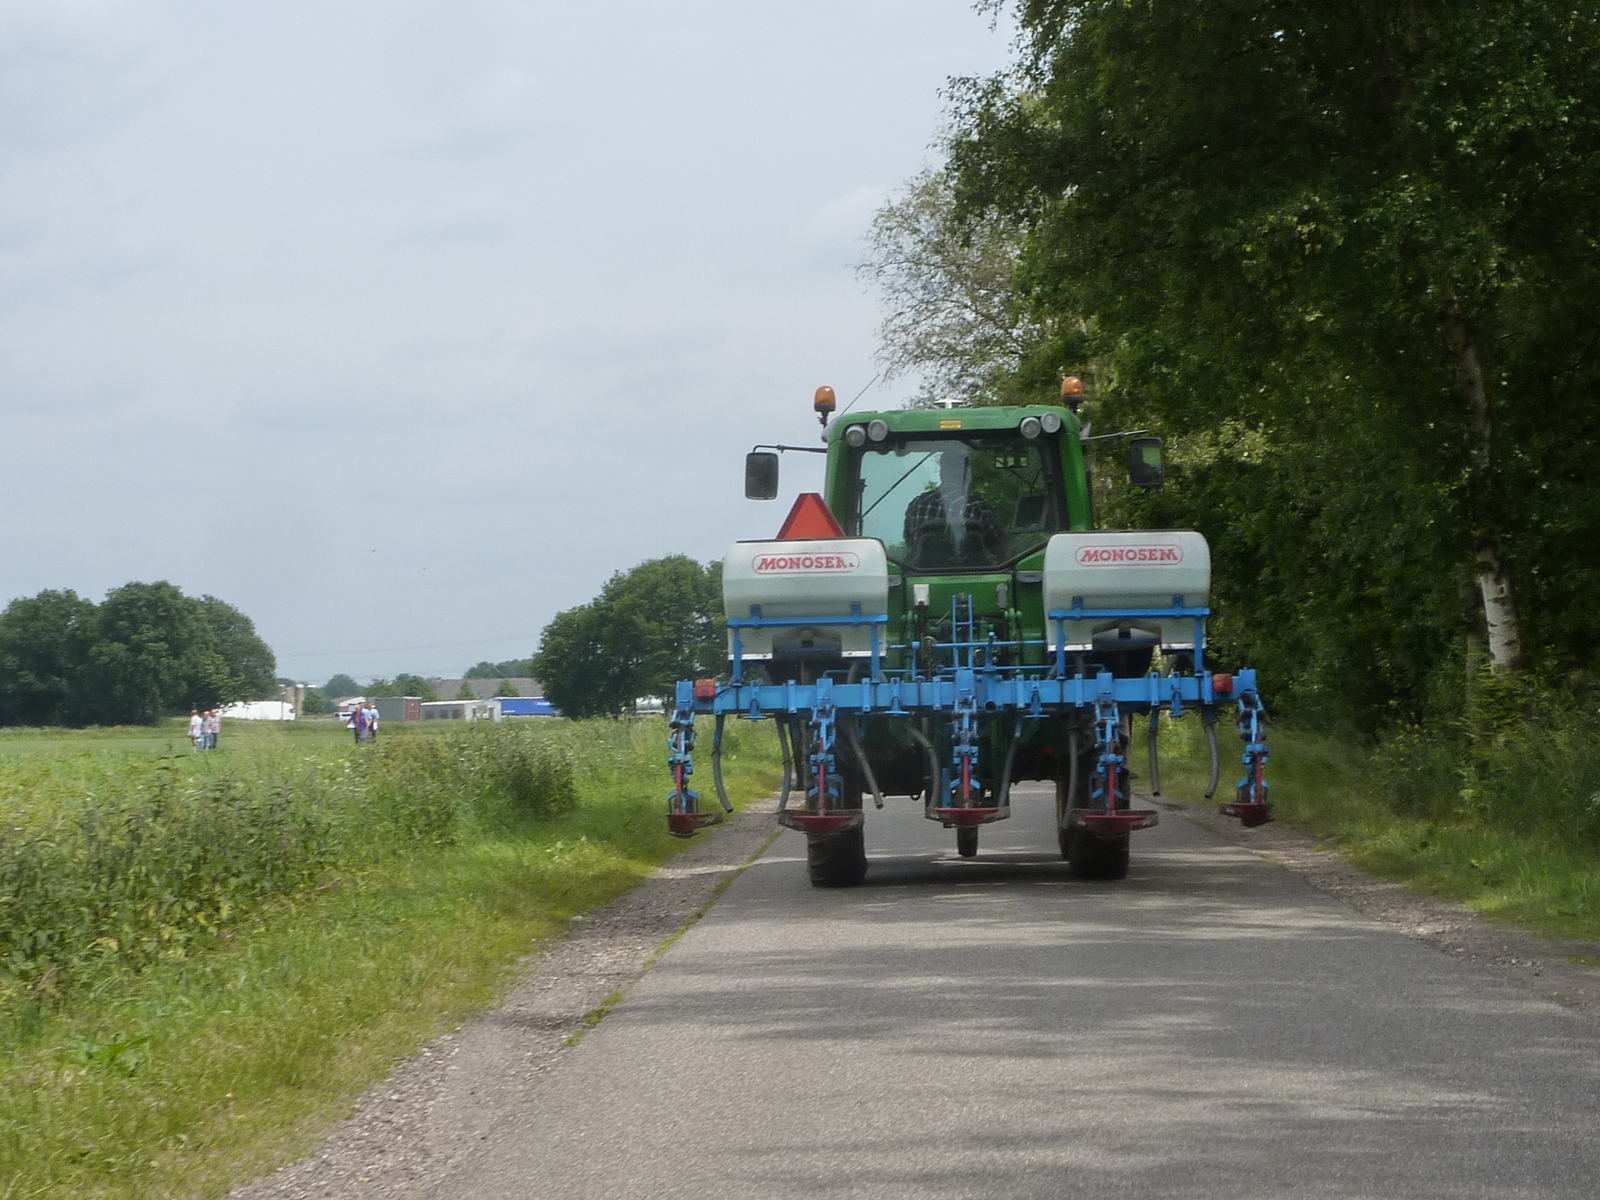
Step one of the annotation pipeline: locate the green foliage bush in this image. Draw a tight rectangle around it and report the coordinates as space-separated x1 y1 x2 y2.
1373 671 1600 845
0 724 579 1010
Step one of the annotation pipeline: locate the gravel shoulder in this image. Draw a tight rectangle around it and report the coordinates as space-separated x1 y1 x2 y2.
1156 790 1600 1019
234 789 1600 1199
232 798 780 1200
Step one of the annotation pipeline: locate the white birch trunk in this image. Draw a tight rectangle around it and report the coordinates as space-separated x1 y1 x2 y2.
1444 297 1522 674
1476 549 1521 672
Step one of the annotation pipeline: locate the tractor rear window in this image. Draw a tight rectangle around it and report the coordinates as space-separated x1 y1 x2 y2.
848 435 1064 570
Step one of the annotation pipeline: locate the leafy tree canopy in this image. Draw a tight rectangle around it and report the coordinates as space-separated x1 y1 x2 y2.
0 582 276 726
365 674 439 701
868 1 1600 729
531 556 723 719
323 673 361 698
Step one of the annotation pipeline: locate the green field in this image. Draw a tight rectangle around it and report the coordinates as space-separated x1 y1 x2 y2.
0 715 782 1199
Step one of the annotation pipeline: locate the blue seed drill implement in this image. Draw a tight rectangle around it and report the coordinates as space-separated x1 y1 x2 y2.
669 382 1271 886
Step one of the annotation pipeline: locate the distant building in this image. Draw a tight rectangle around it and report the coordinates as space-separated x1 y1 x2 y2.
277 682 307 715
428 677 542 701
421 699 503 723
221 700 296 721
372 696 422 723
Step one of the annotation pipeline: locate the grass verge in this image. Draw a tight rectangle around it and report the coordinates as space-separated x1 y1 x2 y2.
0 716 781 1199
1138 714 1600 946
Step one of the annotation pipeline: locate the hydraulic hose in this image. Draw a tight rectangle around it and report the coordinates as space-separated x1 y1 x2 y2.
997 719 1023 809
907 724 941 813
711 714 734 813
1202 706 1221 800
776 719 793 811
790 717 812 796
1066 727 1080 812
1147 710 1162 797
841 717 884 809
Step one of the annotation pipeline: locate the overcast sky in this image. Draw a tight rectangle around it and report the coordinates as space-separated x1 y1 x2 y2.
0 1 1014 684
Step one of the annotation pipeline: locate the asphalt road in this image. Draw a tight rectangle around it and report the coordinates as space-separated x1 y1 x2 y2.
437 785 1600 1199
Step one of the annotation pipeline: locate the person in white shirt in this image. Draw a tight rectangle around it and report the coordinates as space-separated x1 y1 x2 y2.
188 708 203 750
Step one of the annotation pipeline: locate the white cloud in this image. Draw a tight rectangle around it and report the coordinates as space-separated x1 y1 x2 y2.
0 0 1016 681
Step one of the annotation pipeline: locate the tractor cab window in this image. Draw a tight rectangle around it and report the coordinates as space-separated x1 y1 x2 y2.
849 434 1065 570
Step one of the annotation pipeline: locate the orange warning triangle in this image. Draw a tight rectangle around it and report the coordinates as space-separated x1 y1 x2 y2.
777 492 845 540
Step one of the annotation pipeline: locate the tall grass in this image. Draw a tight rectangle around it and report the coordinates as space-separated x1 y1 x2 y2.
1373 669 1600 845
0 723 576 1009
0 715 782 1200
1141 682 1600 944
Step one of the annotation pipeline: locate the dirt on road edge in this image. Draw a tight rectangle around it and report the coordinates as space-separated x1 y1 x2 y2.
233 797 782 1200
1157 790 1600 1020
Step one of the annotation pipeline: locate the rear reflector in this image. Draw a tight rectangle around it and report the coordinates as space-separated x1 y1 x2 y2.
1212 673 1233 695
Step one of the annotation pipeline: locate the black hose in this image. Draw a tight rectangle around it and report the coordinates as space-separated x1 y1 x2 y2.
841 717 884 809
997 719 1023 808
1202 706 1220 800
1066 727 1080 811
907 724 941 813
776 719 793 811
711 714 733 813
1147 710 1161 797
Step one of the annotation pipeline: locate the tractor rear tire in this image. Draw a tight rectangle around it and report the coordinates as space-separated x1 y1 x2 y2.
807 827 867 887
956 825 978 858
1067 829 1131 881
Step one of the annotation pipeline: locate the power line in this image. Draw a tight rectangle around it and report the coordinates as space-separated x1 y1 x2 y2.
282 633 536 659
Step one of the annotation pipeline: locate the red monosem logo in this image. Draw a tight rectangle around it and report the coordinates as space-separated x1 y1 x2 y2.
754 551 862 574
1074 544 1184 566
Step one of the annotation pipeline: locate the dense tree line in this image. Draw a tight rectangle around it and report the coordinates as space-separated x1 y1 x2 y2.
866 1 1600 732
0 582 276 725
366 674 440 701
465 659 533 679
531 557 723 718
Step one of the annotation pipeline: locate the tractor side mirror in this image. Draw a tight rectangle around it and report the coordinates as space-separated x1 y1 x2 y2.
745 451 780 500
1129 437 1165 488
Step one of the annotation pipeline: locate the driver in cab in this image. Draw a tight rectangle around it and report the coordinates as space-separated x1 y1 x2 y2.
902 445 1004 562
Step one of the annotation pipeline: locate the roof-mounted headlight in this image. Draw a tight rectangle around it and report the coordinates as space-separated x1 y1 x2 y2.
1040 410 1063 434
844 424 867 448
1019 416 1043 439
867 419 889 442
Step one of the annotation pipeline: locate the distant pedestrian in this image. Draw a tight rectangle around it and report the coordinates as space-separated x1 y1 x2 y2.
365 700 380 744
351 703 366 745
188 708 203 751
205 709 220 751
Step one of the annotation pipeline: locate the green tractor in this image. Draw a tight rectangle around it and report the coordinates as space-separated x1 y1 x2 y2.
668 382 1269 886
